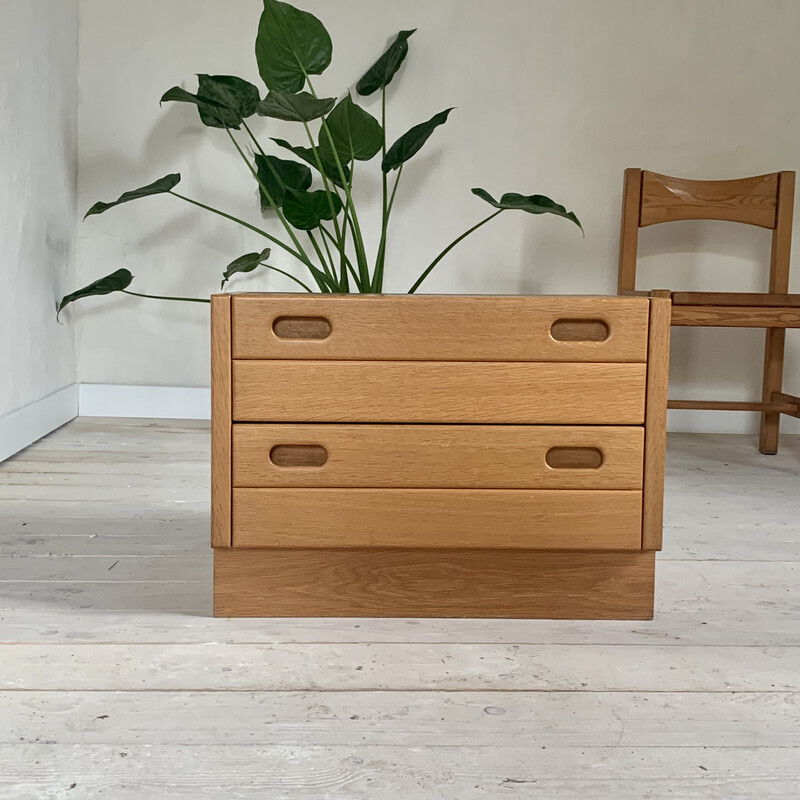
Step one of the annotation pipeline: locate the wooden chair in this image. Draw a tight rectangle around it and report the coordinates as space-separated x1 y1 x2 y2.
618 168 800 454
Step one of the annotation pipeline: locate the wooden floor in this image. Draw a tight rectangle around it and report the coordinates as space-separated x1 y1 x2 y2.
0 419 798 799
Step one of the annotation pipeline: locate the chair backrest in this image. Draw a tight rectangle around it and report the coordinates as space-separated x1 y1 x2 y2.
618 168 795 295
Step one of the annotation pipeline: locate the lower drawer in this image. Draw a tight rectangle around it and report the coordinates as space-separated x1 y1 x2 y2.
231 488 643 550
233 424 644 489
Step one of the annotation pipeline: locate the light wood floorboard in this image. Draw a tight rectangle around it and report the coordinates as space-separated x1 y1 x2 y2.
0 418 798 798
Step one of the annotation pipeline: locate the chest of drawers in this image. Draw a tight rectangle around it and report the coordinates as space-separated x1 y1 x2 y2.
211 293 670 618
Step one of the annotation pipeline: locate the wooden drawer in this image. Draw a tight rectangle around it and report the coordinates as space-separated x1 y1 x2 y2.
232 424 644 489
231 488 643 550
231 294 650 362
232 361 647 424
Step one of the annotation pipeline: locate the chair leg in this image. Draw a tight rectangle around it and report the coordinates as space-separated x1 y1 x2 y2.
759 327 786 454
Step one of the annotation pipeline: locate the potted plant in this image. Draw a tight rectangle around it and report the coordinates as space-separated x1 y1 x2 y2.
59 1 581 311
61 0 670 620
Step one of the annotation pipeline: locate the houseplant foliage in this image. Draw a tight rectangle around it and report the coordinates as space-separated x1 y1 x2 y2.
59 0 582 314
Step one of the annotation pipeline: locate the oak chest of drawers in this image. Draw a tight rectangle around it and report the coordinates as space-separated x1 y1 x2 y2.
211 293 670 619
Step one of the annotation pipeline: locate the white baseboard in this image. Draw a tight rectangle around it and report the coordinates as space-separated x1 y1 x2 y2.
75 384 800 434
78 383 210 420
2 383 793 465
0 384 79 462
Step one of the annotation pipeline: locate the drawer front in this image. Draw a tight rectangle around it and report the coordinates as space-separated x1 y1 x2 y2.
231 295 650 362
233 424 644 489
232 488 643 550
232 361 646 424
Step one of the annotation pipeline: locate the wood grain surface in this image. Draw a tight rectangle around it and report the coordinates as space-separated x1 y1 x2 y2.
232 424 644 489
760 170 796 453
672 291 800 307
617 168 643 293
642 295 671 550
670 305 800 327
213 548 655 618
639 171 779 228
210 295 231 548
231 294 650 362
231 488 643 550
231 360 647 424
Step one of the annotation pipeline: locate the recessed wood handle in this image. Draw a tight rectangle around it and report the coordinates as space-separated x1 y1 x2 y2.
273 316 331 340
545 447 604 469
550 319 610 342
269 444 328 467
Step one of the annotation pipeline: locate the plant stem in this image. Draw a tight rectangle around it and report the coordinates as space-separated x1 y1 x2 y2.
321 222 352 291
373 164 403 293
242 120 268 158
299 119 349 288
168 191 302 261
169 189 334 293
225 125 339 293
408 210 503 294
122 290 210 303
225 264 314 294
306 230 337 288
317 226 337 280
305 74 372 291
374 86 388 293
224 126 315 270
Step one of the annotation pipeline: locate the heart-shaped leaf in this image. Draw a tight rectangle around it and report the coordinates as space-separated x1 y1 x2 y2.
254 154 312 209
162 76 260 129
382 107 453 173
271 138 350 187
256 0 332 92
257 90 335 122
197 74 260 127
283 189 343 230
84 174 181 219
472 188 583 231
356 29 416 96
319 94 383 165
58 269 133 317
221 248 271 288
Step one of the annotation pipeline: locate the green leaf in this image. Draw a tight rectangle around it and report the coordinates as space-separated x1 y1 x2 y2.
283 189 343 230
221 248 271 288
257 90 335 122
197 74 260 127
356 29 416 96
382 107 453 173
84 174 181 219
471 188 583 231
254 153 312 209
256 0 332 92
161 76 260 129
271 138 350 187
58 269 133 316
319 94 383 165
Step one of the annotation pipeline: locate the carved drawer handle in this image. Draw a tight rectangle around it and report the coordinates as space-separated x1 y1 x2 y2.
273 316 332 340
550 319 610 342
546 447 604 469
270 444 328 467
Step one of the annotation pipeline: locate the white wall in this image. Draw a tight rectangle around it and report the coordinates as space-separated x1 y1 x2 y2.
75 0 799 431
0 0 80 456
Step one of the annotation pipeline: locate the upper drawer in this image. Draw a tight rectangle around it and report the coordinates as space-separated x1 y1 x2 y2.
231 294 650 362
232 361 646 424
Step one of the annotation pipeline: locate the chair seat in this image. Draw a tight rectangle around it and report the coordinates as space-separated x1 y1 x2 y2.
671 303 800 328
671 291 799 307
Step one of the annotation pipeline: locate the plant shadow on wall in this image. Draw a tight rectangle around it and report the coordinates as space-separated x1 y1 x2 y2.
59 0 582 315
